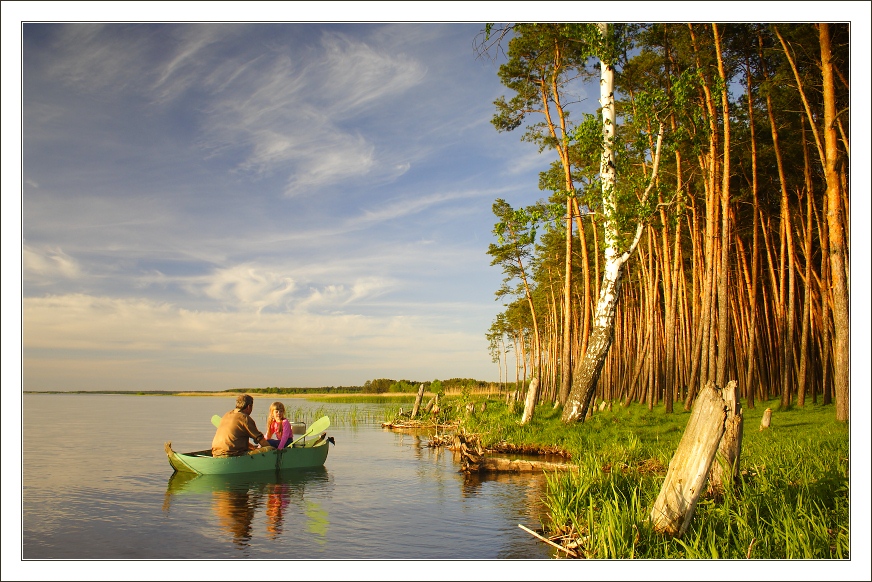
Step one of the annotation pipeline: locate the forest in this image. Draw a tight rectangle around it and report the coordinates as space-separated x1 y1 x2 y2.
481 23 850 423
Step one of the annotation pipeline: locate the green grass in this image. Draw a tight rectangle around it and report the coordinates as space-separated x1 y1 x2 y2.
458 396 849 559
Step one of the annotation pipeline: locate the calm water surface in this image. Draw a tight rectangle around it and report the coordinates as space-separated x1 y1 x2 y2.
23 394 554 560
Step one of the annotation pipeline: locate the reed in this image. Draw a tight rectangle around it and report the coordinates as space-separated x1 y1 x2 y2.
280 404 386 427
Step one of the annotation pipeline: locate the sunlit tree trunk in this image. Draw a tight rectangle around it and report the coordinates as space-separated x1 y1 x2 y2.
743 54 760 409
713 23 732 388
819 23 849 422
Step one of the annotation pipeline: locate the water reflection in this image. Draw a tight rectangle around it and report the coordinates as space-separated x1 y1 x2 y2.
163 468 330 549
265 481 291 539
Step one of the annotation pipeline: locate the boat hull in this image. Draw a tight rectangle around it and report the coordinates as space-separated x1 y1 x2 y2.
166 440 329 475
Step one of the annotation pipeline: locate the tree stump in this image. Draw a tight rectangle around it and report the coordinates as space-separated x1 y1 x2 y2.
707 380 743 497
411 383 425 419
425 396 435 413
760 408 772 431
520 378 539 425
650 381 728 537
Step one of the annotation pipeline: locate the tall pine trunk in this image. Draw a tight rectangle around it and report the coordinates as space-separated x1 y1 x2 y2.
819 24 849 422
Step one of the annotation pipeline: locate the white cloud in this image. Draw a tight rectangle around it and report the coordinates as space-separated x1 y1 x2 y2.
195 264 296 312
21 293 493 390
22 244 82 282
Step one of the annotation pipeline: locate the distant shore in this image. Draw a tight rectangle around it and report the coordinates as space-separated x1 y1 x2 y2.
23 390 420 399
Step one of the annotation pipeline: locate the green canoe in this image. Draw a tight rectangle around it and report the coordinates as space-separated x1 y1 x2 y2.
165 436 330 475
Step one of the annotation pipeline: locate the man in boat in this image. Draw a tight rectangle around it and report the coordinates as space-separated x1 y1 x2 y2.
211 394 272 457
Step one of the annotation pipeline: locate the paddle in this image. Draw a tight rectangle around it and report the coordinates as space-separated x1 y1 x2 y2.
288 415 330 447
211 414 222 428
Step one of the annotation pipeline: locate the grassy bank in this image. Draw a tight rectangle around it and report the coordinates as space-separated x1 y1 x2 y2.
454 396 849 559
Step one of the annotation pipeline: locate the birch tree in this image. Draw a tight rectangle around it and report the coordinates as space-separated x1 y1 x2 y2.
562 24 666 423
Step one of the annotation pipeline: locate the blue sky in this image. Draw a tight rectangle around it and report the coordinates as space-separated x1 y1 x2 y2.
16 18 583 391
7 4 871 396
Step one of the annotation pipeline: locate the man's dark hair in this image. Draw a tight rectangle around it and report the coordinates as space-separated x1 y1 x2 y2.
235 394 254 411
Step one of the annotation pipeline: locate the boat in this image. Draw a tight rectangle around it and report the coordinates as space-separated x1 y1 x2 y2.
165 434 331 475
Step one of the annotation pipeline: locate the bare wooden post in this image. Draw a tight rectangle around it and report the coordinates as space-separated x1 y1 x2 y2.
424 396 435 413
708 380 744 497
411 384 425 419
760 408 772 431
650 381 727 537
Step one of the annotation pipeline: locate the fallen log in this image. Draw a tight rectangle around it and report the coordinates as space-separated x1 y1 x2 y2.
479 457 577 473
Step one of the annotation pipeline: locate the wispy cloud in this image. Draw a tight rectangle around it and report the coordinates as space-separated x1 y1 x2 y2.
20 23 534 391
22 292 491 390
22 244 82 283
196 263 297 313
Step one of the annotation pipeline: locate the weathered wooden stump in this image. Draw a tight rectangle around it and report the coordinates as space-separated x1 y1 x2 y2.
411 383 425 419
650 380 737 537
707 380 743 497
520 378 539 425
760 407 772 431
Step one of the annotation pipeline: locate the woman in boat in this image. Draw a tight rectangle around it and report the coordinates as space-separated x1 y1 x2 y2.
265 401 293 449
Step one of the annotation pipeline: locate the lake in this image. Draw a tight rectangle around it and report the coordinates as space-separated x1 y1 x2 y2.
21 393 558 568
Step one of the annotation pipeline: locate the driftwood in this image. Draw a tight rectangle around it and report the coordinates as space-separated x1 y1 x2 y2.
456 432 576 474
382 419 457 430
760 407 772 431
411 384 425 419
518 524 577 557
456 432 486 473
650 381 731 537
478 457 577 473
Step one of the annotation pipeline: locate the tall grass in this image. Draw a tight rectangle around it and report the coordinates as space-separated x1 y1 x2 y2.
461 397 849 559
276 404 386 427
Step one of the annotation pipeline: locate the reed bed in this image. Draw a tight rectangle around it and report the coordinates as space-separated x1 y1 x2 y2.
277 403 393 427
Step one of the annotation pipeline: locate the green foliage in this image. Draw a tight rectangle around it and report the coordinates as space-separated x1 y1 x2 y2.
456 399 848 559
389 380 417 393
363 378 394 394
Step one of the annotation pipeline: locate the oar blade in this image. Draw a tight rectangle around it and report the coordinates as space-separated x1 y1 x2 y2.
290 415 330 446
211 414 222 428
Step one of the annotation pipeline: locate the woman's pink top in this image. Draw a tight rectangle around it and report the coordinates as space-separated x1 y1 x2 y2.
268 418 293 449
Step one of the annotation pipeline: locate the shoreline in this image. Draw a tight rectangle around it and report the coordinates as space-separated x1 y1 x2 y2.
24 391 423 399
